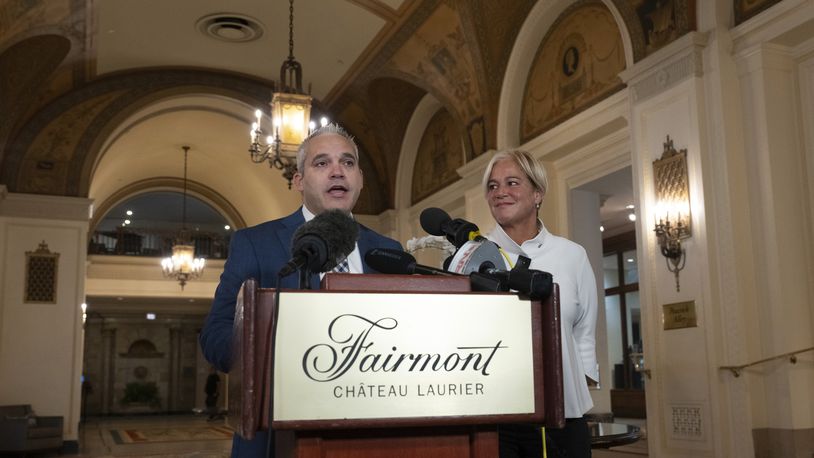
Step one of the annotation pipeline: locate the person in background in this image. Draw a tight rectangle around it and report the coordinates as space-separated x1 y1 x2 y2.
483 149 598 458
204 366 221 421
199 123 401 457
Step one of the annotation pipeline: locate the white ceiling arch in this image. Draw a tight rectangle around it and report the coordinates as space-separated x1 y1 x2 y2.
89 93 302 228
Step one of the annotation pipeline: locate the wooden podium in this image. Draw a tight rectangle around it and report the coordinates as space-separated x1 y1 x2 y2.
228 274 564 457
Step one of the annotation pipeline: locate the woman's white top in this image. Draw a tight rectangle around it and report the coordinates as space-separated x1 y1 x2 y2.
487 222 598 418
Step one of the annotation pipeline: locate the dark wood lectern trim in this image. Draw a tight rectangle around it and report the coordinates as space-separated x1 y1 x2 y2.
293 425 498 458
545 284 565 427
229 274 565 442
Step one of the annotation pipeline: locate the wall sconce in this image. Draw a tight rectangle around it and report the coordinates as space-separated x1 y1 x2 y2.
653 135 691 292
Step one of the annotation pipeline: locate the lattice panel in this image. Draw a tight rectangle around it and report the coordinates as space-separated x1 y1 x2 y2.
670 404 704 440
24 241 59 303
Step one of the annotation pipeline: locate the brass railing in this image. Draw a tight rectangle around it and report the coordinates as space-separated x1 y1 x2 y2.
720 346 813 377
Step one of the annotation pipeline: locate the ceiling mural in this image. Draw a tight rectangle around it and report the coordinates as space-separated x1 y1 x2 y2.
0 0 705 216
734 0 782 25
387 4 482 142
0 35 70 149
520 1 626 142
411 107 463 205
16 91 123 195
0 0 89 111
629 0 695 54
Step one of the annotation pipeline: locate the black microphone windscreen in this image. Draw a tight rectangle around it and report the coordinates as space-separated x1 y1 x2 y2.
292 209 359 272
420 207 450 236
364 248 416 274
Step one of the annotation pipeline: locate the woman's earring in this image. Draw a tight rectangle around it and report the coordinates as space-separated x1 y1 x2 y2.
535 202 541 209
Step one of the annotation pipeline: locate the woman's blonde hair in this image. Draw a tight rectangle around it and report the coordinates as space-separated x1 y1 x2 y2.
482 149 548 195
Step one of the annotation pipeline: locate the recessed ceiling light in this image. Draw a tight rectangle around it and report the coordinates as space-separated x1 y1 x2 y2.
224 225 231 230
126 210 133 216
627 258 635 263
146 313 156 320
626 204 635 209
628 213 637 222
599 225 605 232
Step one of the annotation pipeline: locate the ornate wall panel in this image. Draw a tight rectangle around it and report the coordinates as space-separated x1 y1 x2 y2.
734 0 783 24
411 108 462 204
521 2 626 142
629 0 695 55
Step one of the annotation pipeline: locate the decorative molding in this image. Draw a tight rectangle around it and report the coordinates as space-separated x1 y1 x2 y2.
729 0 812 55
619 32 708 104
0 190 92 222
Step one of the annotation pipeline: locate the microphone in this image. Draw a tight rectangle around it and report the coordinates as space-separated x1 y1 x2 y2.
365 248 509 293
420 207 483 247
479 260 553 301
418 207 551 300
365 248 454 276
279 210 359 276
446 239 507 275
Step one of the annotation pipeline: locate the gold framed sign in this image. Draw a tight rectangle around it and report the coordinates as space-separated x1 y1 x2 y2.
663 300 697 330
24 241 59 304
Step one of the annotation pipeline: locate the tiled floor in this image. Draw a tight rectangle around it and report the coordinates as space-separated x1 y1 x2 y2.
33 415 232 457
18 415 648 457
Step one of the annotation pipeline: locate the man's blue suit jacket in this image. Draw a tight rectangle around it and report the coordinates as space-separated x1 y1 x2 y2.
199 208 401 457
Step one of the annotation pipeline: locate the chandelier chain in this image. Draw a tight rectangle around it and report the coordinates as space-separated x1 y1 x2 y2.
247 0 322 188
182 145 189 230
288 0 295 59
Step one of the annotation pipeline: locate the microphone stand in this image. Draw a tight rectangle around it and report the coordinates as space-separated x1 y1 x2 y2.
298 266 315 290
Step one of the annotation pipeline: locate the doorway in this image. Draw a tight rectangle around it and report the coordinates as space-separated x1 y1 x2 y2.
574 166 645 420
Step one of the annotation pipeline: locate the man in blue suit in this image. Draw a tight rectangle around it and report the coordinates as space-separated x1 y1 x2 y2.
200 123 401 457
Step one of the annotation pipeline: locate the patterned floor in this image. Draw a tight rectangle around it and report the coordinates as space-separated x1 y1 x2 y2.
73 414 232 457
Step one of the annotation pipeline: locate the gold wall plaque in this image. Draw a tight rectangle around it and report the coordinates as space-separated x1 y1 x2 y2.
663 300 697 330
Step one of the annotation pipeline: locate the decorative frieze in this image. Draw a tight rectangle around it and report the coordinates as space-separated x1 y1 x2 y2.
620 32 708 103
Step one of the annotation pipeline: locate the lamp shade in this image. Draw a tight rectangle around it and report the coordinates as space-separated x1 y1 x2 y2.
271 91 312 154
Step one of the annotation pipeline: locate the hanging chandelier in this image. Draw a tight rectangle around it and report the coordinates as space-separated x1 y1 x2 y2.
249 0 328 189
161 145 205 290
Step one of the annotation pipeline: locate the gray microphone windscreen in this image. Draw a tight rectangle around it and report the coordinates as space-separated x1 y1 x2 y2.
292 209 359 272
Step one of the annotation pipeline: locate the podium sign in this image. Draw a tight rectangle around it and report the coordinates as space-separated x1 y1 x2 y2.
273 291 538 427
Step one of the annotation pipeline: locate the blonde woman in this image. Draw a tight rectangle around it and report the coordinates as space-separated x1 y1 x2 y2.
483 150 598 458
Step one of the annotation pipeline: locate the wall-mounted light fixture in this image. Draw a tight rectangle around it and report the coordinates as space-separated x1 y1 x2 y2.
653 135 691 292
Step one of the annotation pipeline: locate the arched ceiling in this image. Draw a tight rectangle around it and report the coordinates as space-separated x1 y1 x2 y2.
89 94 300 228
1 0 669 217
